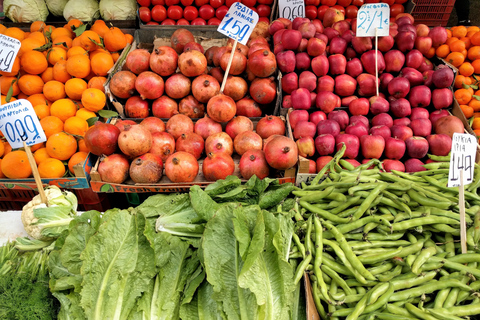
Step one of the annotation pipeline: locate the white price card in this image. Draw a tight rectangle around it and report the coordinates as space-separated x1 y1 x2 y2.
0 34 21 73
217 2 259 45
448 132 477 187
278 0 305 21
356 3 390 37
0 99 47 149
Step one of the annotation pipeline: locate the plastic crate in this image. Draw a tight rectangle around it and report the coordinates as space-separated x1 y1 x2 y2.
411 0 456 27
74 188 111 212
0 189 37 211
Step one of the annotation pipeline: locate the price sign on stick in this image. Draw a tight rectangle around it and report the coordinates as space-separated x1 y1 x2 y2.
0 99 46 149
448 132 477 187
0 34 21 73
356 3 390 37
278 0 305 21
218 3 259 45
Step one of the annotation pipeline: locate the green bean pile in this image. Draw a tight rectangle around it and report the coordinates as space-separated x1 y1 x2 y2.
290 146 480 320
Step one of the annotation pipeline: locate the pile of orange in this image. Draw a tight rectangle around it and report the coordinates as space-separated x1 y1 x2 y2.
0 20 132 179
435 25 480 137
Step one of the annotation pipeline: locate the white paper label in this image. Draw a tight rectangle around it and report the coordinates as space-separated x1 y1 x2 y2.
0 34 21 73
278 0 305 21
356 3 390 37
448 132 477 187
217 3 259 46
0 99 47 149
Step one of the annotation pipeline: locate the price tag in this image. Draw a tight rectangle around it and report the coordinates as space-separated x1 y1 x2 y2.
448 132 477 187
0 34 21 73
217 2 259 45
278 0 305 21
356 3 390 37
0 99 46 149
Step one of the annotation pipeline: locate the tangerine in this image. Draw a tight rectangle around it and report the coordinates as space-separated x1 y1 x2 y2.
81 88 106 112
38 158 66 178
40 116 64 138
1 151 32 179
50 99 77 122
46 132 77 160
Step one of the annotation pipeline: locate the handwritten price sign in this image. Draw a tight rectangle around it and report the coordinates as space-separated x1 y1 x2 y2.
356 3 390 37
0 99 46 149
0 34 21 73
218 2 259 45
278 0 305 21
448 133 477 187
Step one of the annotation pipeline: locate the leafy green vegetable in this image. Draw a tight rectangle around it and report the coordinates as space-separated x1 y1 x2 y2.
14 237 53 252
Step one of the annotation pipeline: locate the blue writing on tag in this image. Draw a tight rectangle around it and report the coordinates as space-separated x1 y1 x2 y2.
0 34 21 73
356 3 390 37
217 2 259 45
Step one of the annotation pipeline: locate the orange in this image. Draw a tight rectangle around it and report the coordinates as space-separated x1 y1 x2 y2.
452 26 468 38
28 93 51 107
40 116 64 138
446 37 459 46
436 44 450 58
52 35 73 50
468 26 480 33
20 50 48 74
67 46 87 58
81 88 106 112
30 142 45 152
472 60 480 75
33 104 50 119
46 132 77 160
471 32 480 46
90 52 114 77
472 117 480 130
445 52 465 67
449 40 466 53
0 142 5 158
18 38 44 57
47 47 67 66
468 46 480 61
18 74 44 95
460 37 471 50
79 30 101 52
90 20 109 39
469 97 480 112
1 151 32 179
87 76 107 92
30 21 46 33
42 25 56 37
454 74 472 89
38 158 66 178
43 80 66 101
71 37 81 48
455 88 473 105
89 48 109 60
17 92 28 100
104 27 127 52
0 24 6 35
52 59 72 83
0 160 4 178
460 104 474 118
64 116 88 136
65 78 87 100
0 57 20 77
76 108 96 121
459 62 475 77
111 52 120 63
50 98 77 122
66 19 83 33
3 141 12 156
0 76 19 96
51 27 73 41
41 67 54 83
1 95 16 104
4 27 25 42
68 151 88 174
33 147 50 166
27 31 47 45
77 138 88 153
66 54 91 78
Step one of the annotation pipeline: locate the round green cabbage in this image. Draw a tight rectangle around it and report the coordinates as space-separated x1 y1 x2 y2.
63 0 99 21
99 0 136 20
4 0 49 23
46 0 68 17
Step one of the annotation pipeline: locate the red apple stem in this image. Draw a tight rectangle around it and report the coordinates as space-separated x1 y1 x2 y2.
220 35 239 94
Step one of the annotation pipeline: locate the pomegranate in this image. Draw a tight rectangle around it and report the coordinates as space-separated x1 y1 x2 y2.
213 46 228 67
220 49 247 75
191 75 220 103
202 152 235 181
236 98 262 117
263 134 283 151
225 116 254 140
115 119 137 132
171 28 195 54
234 131 263 155
250 77 277 105
165 151 199 182
184 42 204 53
248 43 271 57
205 132 233 155
164 73 191 99
109 71 136 99
178 50 207 77
129 153 163 183
223 76 248 101
152 96 178 118
84 122 120 156
179 95 205 118
125 96 149 118
239 150 270 180
125 49 150 75
140 117 166 134
209 67 224 84
150 46 178 77
194 116 222 139
149 132 176 162
98 154 130 184
166 114 194 139
176 133 204 159
247 50 277 78
256 115 286 139
205 46 218 65
118 125 153 158
264 136 298 170
207 94 236 123
135 71 164 100
227 38 248 56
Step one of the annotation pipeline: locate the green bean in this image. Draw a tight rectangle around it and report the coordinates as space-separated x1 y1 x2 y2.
422 161 450 170
293 252 312 284
390 170 424 182
394 211 424 223
406 188 453 209
289 252 303 259
351 184 387 221
390 279 472 302
364 283 395 315
337 206 362 218
391 216 459 231
411 246 437 274
385 304 412 317
405 254 417 268
300 201 351 224
443 288 460 309
405 303 439 320
447 253 480 264
363 222 379 234
429 256 480 278
413 168 449 176
331 292 364 303
429 207 473 223
444 233 455 258
390 270 437 291
474 210 480 245
369 262 394 275
292 233 305 258
376 265 403 282
432 224 460 236
433 288 451 309
323 216 392 238
423 175 480 202
311 281 328 319
325 192 347 202
375 314 417 320
353 247 393 256
323 239 368 284
312 216 330 304
427 308 465 320
348 240 411 250
468 226 476 248
305 216 313 254
397 235 429 258
345 279 378 287
345 284 377 320
440 303 480 316
322 265 353 296
358 247 404 265
294 185 335 200
322 254 353 276
330 196 362 214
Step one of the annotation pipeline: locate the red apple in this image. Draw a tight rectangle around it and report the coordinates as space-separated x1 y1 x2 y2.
428 26 448 47
385 136 406 159
289 109 309 129
328 110 349 130
406 136 429 158
401 67 424 87
346 58 363 78
329 36 348 54
336 133 360 159
317 75 335 92
296 136 315 157
405 49 424 69
282 29 302 50
379 73 394 93
329 54 347 75
346 122 369 138
296 52 311 71
342 159 361 168
378 35 395 52
432 66 454 89
335 74 357 96
317 119 341 137
357 73 377 97
370 125 391 140
384 50 405 73
410 118 432 137
323 8 345 28
432 88 453 109
391 125 413 141
315 134 336 155
299 71 317 92
277 50 296 74
351 36 372 54
316 156 333 172
418 58 434 73
409 85 431 108
292 88 312 110
388 77 410 99
416 24 430 37
415 36 433 55
383 159 406 172
423 70 435 87
404 158 426 172
426 133 452 156
390 98 411 118
410 107 429 120
312 55 329 77
360 135 385 159
369 96 390 115
281 72 298 94
430 109 450 126
308 159 317 173
350 115 369 129
372 113 393 128
332 20 351 36
393 117 411 127
349 97 369 116
307 37 327 57
316 91 341 113
341 95 358 107
361 50 386 75
395 31 415 52
310 111 327 125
